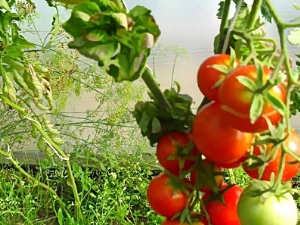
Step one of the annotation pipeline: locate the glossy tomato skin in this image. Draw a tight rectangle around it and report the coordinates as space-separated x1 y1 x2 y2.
218 65 286 133
238 180 298 225
243 130 300 182
192 102 253 165
190 160 223 193
157 132 198 175
147 173 189 218
202 184 243 225
216 156 247 169
197 54 239 102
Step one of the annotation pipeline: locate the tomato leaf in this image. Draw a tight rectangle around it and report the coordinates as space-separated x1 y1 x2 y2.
212 76 225 89
255 61 264 87
63 2 160 82
151 117 161 134
236 75 257 91
210 64 229 74
250 94 264 124
133 86 194 146
265 92 286 116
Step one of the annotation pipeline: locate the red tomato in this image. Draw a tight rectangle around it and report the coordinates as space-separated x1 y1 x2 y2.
197 54 239 102
216 156 247 169
218 65 286 133
147 173 189 218
243 130 300 181
192 102 254 164
190 160 223 193
202 184 243 225
157 132 198 175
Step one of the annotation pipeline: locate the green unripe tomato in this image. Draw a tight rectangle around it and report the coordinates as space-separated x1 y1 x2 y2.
238 180 298 225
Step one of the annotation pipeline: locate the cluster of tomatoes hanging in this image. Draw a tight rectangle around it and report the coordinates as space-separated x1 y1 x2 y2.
146 54 300 225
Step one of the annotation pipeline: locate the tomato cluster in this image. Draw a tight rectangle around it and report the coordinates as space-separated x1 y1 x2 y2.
146 54 300 225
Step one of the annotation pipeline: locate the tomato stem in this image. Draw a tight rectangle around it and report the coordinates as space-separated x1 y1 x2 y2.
119 0 173 111
217 0 231 53
141 67 172 110
221 0 245 54
246 0 263 29
272 148 286 190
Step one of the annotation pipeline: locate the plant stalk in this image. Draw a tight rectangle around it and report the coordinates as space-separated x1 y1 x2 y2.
217 0 231 53
247 0 263 29
142 67 172 110
0 95 83 220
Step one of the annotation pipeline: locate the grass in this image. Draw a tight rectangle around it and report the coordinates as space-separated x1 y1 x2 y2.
0 150 164 225
0 151 298 225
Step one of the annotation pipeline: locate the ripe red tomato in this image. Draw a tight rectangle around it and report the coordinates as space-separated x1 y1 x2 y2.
192 102 253 165
243 130 300 181
238 180 298 225
147 173 189 218
218 65 286 133
197 54 239 102
202 184 243 225
190 160 223 193
157 132 198 175
216 156 247 169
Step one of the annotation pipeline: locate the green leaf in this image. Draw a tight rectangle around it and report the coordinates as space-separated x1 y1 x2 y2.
250 94 264 124
210 64 229 74
288 28 300 45
57 208 64 225
212 76 225 89
260 1 272 23
236 75 257 91
49 14 60 44
265 92 286 116
139 111 151 133
216 1 225 19
1 67 16 102
151 117 161 133
255 62 264 86
0 0 10 11
63 2 160 82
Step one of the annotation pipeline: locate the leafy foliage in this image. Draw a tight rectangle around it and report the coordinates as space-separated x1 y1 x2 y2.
63 0 161 82
133 84 195 146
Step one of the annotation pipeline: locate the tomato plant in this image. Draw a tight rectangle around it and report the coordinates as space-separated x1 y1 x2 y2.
162 219 205 225
162 212 205 225
147 173 190 218
238 180 298 225
190 160 224 193
192 102 254 165
197 54 239 102
218 65 287 133
243 130 300 182
202 184 243 225
38 0 300 223
156 132 198 175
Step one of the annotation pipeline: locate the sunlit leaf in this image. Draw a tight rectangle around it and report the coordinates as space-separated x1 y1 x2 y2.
288 28 300 45
237 75 257 91
265 92 286 116
250 94 264 124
